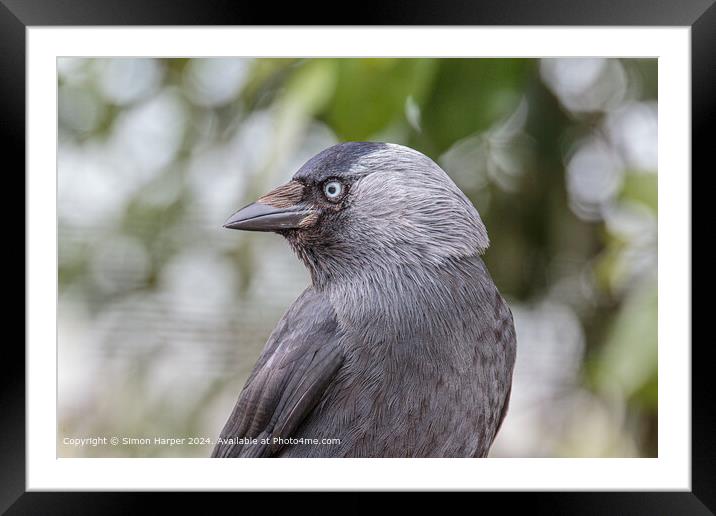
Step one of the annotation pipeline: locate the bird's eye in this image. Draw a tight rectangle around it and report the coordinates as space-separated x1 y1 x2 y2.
323 180 344 201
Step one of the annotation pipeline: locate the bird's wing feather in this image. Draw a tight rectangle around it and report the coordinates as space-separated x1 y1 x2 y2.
495 383 511 436
480 287 516 457
212 288 344 458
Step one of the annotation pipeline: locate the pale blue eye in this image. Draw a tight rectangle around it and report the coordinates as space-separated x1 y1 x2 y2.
323 181 343 200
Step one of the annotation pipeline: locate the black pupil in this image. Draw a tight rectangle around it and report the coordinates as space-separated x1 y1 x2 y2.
327 184 337 195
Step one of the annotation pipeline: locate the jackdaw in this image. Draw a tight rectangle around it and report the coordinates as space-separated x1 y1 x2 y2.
212 142 516 458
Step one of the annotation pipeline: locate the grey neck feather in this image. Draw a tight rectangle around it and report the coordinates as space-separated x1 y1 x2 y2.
325 256 495 353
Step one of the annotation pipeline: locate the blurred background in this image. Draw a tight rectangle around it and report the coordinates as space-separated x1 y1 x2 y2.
58 58 657 457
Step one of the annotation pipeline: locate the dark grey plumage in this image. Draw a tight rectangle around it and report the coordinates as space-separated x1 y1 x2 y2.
213 142 516 458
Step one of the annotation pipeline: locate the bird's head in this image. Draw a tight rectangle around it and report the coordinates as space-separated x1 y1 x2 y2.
224 142 489 286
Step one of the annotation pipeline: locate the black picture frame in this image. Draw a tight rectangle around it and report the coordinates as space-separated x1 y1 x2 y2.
4 0 709 512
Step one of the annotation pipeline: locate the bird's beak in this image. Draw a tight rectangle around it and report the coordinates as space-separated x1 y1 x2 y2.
223 180 315 232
